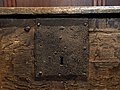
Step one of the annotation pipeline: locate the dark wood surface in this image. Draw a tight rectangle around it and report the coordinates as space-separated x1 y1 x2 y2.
106 0 120 6
16 0 92 7
0 0 3 7
0 0 120 7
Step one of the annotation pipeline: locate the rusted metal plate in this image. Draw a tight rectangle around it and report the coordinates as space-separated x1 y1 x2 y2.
34 18 88 80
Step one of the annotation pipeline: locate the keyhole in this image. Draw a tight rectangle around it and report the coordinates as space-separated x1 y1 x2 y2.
60 56 64 65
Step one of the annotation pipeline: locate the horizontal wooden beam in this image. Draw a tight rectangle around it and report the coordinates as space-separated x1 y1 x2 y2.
0 6 120 15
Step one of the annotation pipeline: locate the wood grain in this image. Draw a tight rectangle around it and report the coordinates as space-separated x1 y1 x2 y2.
1 0 120 7
16 0 92 7
0 18 120 90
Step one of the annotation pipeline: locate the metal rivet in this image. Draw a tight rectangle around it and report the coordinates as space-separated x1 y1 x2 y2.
64 46 67 49
61 51 64 54
48 56 52 59
83 47 87 50
47 27 50 29
59 36 62 40
84 23 88 27
37 23 40 27
59 26 65 30
82 73 86 76
24 26 31 32
70 28 73 30
58 73 61 76
38 71 42 76
36 71 43 77
54 51 57 55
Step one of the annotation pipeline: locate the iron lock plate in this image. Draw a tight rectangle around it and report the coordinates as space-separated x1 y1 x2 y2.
34 18 89 81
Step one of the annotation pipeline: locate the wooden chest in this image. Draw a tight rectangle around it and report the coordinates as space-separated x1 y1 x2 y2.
0 7 120 90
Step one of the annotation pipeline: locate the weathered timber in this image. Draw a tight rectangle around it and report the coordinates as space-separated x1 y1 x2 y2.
0 7 120 90
0 6 119 15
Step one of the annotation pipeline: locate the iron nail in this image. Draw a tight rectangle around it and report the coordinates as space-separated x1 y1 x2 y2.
37 23 40 27
24 25 31 32
84 23 88 26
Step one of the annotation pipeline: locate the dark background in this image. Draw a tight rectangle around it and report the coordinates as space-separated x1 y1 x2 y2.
0 0 120 7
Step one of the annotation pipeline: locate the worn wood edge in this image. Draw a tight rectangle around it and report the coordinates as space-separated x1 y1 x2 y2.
0 6 120 15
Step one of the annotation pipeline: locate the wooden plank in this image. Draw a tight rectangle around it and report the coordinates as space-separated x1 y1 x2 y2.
106 0 120 6
98 0 102 6
3 0 8 7
0 0 4 7
2 0 120 7
93 0 106 6
8 0 12 7
4 0 17 7
11 0 16 7
16 0 92 7
101 0 106 6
